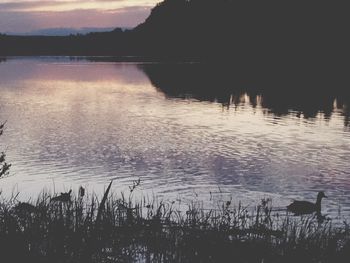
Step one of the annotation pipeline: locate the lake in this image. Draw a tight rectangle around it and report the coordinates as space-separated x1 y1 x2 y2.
0 57 349 220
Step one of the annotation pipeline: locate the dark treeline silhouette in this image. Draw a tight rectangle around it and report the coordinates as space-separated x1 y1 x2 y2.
0 28 132 56
133 0 349 83
1 0 349 63
139 63 350 126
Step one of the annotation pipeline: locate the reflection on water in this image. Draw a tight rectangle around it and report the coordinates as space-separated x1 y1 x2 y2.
0 57 349 220
140 63 350 127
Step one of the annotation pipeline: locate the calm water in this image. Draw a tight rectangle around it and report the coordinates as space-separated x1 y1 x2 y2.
0 57 349 219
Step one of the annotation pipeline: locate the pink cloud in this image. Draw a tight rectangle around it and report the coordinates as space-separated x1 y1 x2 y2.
0 6 152 33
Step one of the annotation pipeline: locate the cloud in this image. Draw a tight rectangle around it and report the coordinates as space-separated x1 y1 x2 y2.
0 0 157 12
0 1 64 11
0 6 152 33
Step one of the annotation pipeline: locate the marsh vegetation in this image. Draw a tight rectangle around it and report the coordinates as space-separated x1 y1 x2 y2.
0 183 349 263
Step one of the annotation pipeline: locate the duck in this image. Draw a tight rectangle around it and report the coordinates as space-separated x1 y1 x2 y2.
50 190 72 203
287 191 327 215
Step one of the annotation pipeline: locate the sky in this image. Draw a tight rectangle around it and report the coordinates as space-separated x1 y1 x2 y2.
0 0 159 33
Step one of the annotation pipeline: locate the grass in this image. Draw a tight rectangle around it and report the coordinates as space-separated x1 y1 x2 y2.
0 121 11 180
0 182 349 263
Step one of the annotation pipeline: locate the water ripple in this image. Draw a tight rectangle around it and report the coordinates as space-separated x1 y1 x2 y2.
0 58 349 220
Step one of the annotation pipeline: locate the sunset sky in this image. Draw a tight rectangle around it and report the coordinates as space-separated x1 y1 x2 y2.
0 0 159 33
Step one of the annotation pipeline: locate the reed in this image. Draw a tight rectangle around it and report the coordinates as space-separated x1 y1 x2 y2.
0 121 11 179
0 187 348 263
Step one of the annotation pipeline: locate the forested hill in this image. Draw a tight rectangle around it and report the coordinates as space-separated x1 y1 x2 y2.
134 0 349 63
1 0 349 67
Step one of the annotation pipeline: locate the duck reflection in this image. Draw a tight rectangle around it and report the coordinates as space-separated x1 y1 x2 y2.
139 63 350 127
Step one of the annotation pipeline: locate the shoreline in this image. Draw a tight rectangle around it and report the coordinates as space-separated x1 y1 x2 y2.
0 187 349 262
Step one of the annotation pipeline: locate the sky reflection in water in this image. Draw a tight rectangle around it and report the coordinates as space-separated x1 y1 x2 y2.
0 58 349 220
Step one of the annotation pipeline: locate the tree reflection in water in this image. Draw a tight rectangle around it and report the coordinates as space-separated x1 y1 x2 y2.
140 63 350 127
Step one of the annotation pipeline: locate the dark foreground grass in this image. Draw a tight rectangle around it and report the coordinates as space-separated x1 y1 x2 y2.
0 185 349 263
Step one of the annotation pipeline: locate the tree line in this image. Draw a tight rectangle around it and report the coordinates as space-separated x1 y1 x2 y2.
0 0 349 85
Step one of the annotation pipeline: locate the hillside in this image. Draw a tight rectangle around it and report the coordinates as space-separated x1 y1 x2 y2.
0 0 349 68
134 0 349 64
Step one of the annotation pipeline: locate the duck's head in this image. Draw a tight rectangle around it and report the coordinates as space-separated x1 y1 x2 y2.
317 191 327 199
61 190 72 196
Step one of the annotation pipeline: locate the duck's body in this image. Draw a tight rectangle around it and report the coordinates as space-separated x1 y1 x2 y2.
287 200 319 215
287 192 327 215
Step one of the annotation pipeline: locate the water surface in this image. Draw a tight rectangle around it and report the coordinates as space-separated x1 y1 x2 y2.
0 57 349 219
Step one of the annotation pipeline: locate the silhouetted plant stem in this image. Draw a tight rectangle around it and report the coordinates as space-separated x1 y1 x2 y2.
82 180 113 261
0 121 11 179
